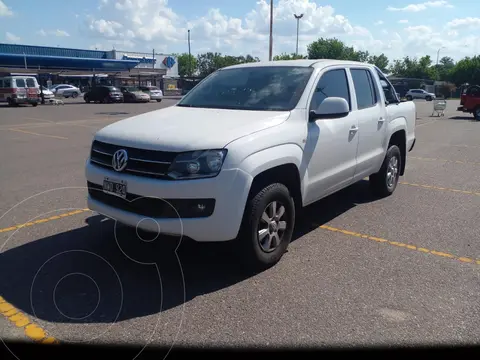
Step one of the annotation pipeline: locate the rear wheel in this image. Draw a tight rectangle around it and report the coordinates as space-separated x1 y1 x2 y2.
406 95 412 101
84 96 90 103
72 92 78 98
369 145 401 197
31 102 38 107
426 96 432 101
7 98 14 107
235 183 295 270
156 99 162 102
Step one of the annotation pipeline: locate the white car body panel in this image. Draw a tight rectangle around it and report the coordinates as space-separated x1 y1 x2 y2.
85 59 416 242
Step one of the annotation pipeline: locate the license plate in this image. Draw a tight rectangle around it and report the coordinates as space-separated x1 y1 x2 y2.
103 177 127 199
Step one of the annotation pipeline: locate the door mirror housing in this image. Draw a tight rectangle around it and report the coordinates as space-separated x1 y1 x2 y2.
309 97 349 121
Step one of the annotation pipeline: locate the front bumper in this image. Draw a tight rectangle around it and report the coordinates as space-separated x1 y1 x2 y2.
149 94 163 100
85 160 252 242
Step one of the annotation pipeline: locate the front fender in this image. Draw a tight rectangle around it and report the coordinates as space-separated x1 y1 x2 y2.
238 144 307 199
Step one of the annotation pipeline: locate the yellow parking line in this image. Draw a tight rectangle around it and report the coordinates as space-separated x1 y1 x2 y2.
409 156 480 167
0 209 90 233
8 128 68 140
399 181 480 196
0 296 58 344
319 225 480 266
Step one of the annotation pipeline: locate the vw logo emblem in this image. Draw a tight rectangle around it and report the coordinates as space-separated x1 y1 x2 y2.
112 149 128 172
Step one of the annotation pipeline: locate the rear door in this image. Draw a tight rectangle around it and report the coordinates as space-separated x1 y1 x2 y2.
14 78 27 99
25 78 38 100
349 67 387 180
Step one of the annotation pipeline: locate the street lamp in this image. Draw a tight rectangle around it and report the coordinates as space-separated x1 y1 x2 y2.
435 46 446 81
294 13 303 56
269 0 273 61
188 29 192 77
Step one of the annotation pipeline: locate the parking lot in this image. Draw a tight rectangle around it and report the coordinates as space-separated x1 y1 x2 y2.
0 99 479 348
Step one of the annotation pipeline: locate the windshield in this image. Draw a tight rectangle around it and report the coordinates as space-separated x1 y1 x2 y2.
177 66 313 111
124 87 139 92
107 86 119 91
148 86 160 91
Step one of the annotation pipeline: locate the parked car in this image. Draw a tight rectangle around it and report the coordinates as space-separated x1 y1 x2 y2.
120 86 151 103
84 86 124 103
85 60 416 270
0 75 39 106
139 86 163 102
457 85 480 120
405 89 435 101
50 84 81 98
37 86 55 100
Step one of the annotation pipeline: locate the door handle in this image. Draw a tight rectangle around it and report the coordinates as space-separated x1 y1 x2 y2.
350 125 359 132
378 117 385 123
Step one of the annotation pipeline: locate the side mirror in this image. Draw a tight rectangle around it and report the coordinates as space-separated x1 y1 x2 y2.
309 97 349 121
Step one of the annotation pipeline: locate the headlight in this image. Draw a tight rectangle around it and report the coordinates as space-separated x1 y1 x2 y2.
167 149 227 180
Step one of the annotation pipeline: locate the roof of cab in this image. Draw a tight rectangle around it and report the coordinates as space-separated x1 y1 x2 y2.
222 59 373 70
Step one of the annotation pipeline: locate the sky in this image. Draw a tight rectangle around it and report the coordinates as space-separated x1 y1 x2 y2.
0 0 479 63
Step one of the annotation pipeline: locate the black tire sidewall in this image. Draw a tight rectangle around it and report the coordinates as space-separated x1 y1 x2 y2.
241 183 295 268
406 96 412 101
381 145 401 194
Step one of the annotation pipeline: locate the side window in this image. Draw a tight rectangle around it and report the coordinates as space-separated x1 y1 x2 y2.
4 79 11 88
0 80 3 88
26 78 36 88
376 70 399 104
15 79 26 88
310 69 351 111
350 69 376 110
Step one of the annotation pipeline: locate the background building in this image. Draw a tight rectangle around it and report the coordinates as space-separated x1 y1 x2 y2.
0 43 180 95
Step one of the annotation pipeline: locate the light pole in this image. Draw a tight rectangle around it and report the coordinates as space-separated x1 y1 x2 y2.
294 13 303 56
269 0 273 61
435 46 445 81
188 29 192 77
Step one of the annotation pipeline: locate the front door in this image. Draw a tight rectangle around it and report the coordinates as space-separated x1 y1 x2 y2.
303 67 359 205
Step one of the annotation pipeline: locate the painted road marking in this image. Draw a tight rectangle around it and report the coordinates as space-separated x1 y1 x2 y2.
410 156 480 167
319 225 480 266
399 181 480 196
0 296 58 344
0 209 90 233
8 128 68 140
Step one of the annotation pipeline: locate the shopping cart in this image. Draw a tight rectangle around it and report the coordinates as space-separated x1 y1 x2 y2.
432 99 447 117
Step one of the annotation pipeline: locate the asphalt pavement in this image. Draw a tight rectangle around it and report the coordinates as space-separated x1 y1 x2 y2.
0 98 479 349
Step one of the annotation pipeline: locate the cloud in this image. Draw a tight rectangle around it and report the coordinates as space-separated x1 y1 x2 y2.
387 1 453 12
5 32 20 42
374 20 384 26
398 20 409 24
0 0 13 16
37 29 70 37
446 17 480 30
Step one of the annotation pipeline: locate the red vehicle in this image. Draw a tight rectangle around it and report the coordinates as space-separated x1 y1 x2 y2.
0 75 39 106
457 85 480 120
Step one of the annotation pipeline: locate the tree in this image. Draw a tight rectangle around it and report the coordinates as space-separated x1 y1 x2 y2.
195 53 260 77
307 38 356 60
175 53 198 77
389 55 435 79
273 53 307 60
368 54 389 72
448 56 480 86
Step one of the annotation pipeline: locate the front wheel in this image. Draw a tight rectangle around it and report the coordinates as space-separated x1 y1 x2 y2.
426 96 432 101
406 95 412 101
369 145 401 197
156 99 162 102
236 183 295 270
474 107 480 121
72 92 78 98
31 102 38 107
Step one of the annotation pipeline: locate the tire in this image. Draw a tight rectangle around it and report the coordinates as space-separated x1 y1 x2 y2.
32 102 38 107
72 92 78 98
426 96 432 101
7 98 14 107
369 145 402 197
236 183 295 270
84 96 90 103
474 107 480 121
406 95 412 101
156 99 162 102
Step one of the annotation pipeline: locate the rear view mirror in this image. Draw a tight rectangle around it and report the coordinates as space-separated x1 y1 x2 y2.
309 97 349 121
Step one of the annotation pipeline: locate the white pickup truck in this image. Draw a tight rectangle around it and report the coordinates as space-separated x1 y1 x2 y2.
85 59 416 269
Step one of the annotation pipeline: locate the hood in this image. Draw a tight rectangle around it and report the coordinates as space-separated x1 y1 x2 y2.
94 105 290 152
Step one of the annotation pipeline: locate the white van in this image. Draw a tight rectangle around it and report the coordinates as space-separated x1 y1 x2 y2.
0 75 39 106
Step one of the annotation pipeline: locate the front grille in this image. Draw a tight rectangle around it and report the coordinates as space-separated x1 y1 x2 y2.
90 140 178 179
87 182 215 218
